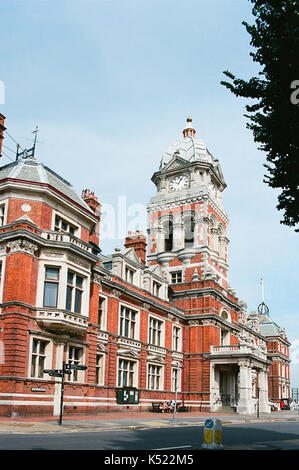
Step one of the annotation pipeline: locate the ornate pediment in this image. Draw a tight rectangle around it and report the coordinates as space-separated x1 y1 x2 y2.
148 263 167 281
123 247 141 266
162 154 191 173
117 348 141 360
147 355 166 365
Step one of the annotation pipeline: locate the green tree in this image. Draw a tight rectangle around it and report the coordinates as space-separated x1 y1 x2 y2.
221 0 299 231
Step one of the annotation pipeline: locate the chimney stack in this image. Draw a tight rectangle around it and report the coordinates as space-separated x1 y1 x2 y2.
81 189 101 214
81 188 101 246
0 114 6 157
125 230 147 266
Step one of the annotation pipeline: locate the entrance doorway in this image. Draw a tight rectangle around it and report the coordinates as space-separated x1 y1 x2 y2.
220 370 231 406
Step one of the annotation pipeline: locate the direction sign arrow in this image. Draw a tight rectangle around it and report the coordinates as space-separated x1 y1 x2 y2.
64 364 88 371
49 372 63 377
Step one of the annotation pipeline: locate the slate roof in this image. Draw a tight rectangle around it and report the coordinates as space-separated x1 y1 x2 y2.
0 157 90 211
258 313 283 337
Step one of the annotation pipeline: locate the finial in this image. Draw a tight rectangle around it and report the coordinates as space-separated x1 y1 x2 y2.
183 116 196 138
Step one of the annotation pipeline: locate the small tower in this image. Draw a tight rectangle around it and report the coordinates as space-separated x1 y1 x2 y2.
183 116 196 138
147 117 229 288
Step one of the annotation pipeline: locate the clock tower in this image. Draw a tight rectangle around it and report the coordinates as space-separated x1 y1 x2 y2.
147 117 230 289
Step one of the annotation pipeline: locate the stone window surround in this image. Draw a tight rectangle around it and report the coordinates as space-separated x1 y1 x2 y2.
36 259 90 317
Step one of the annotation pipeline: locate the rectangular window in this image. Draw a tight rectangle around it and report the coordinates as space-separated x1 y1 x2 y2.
147 364 162 390
67 345 84 382
117 359 135 387
54 215 77 235
153 281 161 297
173 326 181 351
171 271 182 283
119 306 137 339
125 266 135 284
98 296 106 330
43 267 59 307
66 270 84 313
149 317 163 346
30 339 48 378
0 205 5 227
96 354 104 385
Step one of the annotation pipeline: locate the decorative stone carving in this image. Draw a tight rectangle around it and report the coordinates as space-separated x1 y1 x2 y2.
7 239 38 255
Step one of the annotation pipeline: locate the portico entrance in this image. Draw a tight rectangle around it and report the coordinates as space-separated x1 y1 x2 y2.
212 365 239 411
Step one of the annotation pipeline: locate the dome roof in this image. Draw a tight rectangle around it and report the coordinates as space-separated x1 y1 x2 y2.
159 118 217 170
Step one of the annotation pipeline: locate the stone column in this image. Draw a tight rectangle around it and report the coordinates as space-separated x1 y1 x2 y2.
173 223 185 251
258 368 270 413
237 362 252 414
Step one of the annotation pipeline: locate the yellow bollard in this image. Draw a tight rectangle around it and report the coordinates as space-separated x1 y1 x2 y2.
202 418 223 449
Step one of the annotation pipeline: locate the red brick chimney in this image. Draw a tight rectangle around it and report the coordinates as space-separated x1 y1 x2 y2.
82 189 101 213
81 189 101 246
124 230 147 266
0 114 6 157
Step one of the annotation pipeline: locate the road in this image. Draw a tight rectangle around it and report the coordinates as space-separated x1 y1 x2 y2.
0 420 299 451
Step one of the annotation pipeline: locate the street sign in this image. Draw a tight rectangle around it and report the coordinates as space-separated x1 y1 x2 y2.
43 369 72 376
49 372 63 377
64 364 88 371
43 362 88 426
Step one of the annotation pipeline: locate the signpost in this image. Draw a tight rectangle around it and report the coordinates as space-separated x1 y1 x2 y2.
43 362 88 425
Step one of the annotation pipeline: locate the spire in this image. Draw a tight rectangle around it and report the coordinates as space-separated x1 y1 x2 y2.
183 116 196 138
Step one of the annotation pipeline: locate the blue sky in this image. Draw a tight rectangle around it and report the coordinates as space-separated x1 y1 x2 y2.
1 0 298 389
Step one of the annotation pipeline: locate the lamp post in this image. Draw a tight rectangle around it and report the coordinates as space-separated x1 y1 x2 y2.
173 362 181 421
257 387 260 418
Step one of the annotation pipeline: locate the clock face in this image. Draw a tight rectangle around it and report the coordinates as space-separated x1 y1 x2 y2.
169 175 189 191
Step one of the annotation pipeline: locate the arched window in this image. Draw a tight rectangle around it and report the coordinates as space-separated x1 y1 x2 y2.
184 214 195 248
164 219 173 252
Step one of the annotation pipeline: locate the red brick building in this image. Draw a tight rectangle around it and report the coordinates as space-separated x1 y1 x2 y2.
0 116 290 417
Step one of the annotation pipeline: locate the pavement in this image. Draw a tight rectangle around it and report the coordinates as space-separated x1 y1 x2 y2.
0 409 298 435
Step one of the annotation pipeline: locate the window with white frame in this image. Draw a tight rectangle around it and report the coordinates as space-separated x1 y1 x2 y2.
171 365 181 392
98 296 106 330
66 270 84 313
152 280 161 297
147 363 163 390
67 345 84 382
125 266 135 284
173 325 181 351
43 266 60 307
0 204 5 226
171 271 182 284
119 305 137 339
117 358 136 387
30 338 49 378
220 328 230 346
54 214 77 236
96 354 104 385
149 317 163 346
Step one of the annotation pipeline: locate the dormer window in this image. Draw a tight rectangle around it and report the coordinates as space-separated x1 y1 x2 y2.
153 280 161 297
125 266 135 284
54 215 77 236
